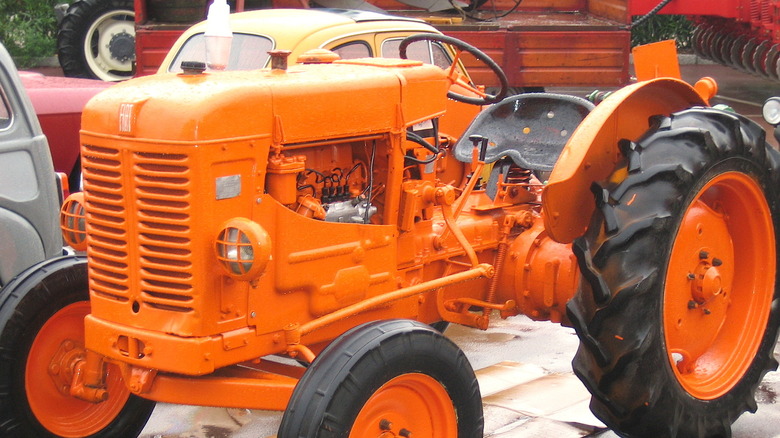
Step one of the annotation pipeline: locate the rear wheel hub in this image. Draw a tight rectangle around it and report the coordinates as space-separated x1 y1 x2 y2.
108 30 134 62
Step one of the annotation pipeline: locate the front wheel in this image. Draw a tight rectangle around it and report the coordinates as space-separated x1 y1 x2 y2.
278 319 483 437
0 256 155 437
568 108 780 437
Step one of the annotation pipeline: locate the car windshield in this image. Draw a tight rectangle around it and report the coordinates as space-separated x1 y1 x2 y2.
168 33 274 73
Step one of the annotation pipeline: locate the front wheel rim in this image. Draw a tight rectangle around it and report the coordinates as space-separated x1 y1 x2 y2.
25 302 132 437
664 171 775 399
350 373 457 437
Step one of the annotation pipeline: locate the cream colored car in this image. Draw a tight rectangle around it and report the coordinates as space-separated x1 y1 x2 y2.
159 8 458 74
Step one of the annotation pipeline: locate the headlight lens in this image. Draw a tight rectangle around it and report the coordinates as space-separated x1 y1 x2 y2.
215 218 271 280
763 97 780 125
60 192 87 251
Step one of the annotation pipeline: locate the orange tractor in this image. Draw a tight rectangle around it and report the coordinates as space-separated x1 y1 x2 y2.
2 37 779 438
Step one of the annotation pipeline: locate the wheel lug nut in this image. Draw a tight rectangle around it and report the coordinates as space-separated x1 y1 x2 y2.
688 300 697 309
379 419 392 431
687 273 696 280
699 250 709 259
703 308 712 315
712 258 723 266
400 429 412 437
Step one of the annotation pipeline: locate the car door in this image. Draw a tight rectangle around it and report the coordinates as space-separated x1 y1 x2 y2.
0 45 62 286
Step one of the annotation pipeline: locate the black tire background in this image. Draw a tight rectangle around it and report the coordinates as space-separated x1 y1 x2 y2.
0 256 155 437
567 108 780 438
57 0 134 80
278 319 483 438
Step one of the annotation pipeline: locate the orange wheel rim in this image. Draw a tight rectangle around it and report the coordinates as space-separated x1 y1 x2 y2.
25 302 131 437
664 171 775 399
350 373 457 438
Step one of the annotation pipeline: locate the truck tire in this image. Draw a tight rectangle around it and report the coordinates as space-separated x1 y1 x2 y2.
57 0 135 81
278 319 483 438
567 108 780 437
0 256 155 437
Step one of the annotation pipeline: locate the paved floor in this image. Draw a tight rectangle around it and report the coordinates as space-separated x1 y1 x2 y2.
139 318 780 438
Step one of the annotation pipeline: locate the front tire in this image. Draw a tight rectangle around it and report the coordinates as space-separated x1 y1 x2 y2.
568 108 780 437
0 256 155 437
278 319 483 437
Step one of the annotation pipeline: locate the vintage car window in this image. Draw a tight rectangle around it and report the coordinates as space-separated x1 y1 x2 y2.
330 41 372 59
168 33 274 72
0 87 10 130
429 42 451 69
381 38 452 69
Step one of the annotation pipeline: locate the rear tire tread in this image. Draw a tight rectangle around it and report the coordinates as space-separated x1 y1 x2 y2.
567 107 780 437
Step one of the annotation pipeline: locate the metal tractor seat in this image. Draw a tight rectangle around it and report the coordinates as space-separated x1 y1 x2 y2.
453 93 595 171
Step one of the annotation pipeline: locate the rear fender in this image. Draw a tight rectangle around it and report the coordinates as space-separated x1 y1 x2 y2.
542 78 706 243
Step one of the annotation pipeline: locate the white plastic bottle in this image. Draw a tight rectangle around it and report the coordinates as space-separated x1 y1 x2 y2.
205 0 232 70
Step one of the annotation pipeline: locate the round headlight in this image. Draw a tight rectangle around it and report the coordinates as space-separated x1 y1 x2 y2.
60 192 87 251
215 218 271 280
763 97 780 125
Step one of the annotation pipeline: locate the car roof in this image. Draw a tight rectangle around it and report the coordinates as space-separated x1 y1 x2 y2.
185 8 434 40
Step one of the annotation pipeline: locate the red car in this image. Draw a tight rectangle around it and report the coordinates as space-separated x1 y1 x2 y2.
19 71 112 190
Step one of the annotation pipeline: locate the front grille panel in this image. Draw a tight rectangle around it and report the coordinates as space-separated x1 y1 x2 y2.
83 145 129 302
133 151 194 312
83 144 196 314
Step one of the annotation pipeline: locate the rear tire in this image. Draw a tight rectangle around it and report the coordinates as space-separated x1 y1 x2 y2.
568 108 780 437
278 319 482 438
0 256 155 437
57 0 135 81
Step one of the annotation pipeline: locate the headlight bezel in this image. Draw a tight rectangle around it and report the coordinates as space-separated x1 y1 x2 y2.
762 97 780 126
60 192 88 251
215 218 272 281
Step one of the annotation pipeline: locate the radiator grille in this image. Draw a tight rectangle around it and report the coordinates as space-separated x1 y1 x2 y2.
82 145 195 313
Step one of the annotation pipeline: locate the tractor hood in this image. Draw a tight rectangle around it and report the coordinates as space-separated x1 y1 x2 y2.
81 58 449 144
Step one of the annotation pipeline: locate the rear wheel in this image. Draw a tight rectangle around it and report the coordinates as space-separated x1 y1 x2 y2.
0 257 155 437
568 108 780 437
278 319 482 437
57 0 135 81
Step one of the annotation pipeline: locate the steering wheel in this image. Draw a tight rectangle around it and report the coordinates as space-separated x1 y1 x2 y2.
399 33 509 106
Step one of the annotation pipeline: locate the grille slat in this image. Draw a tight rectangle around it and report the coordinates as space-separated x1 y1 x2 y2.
90 266 129 282
89 253 128 268
139 221 189 233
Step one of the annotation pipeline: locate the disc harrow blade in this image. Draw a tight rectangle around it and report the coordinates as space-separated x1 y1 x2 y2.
730 35 748 71
741 38 760 75
766 44 780 81
753 40 771 78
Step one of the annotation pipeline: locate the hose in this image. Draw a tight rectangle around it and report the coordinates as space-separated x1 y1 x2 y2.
631 0 674 29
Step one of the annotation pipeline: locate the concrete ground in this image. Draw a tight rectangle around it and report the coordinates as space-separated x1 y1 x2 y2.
138 317 780 438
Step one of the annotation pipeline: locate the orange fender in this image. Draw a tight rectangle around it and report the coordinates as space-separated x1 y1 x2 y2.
542 78 708 243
